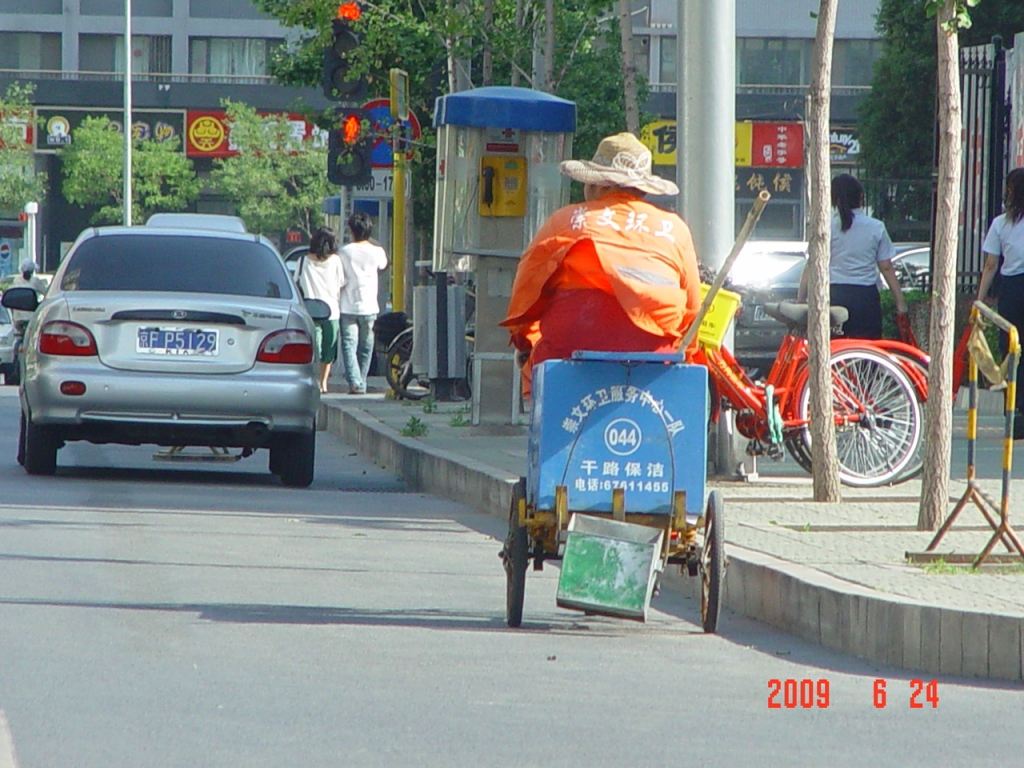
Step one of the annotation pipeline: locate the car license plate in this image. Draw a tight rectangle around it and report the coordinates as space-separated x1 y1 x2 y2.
137 327 219 356
752 305 770 322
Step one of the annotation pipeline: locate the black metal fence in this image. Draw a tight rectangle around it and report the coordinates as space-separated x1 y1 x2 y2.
860 178 935 245
957 39 1010 293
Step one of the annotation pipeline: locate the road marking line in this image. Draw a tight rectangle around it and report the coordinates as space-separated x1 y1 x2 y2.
0 711 20 768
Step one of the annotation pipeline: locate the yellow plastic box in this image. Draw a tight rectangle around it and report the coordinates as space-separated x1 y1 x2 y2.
698 284 742 349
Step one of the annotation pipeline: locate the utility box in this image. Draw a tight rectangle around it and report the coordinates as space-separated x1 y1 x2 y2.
431 87 576 424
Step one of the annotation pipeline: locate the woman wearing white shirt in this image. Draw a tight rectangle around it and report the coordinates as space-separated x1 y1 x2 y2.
297 227 346 393
977 167 1024 427
800 174 907 338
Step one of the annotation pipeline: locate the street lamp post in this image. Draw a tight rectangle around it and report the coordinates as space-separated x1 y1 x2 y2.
123 0 132 226
678 0 737 474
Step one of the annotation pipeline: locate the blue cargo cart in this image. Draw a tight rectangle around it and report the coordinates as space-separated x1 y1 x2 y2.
501 351 726 632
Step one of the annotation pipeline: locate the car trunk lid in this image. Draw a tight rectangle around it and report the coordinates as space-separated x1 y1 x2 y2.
66 293 291 374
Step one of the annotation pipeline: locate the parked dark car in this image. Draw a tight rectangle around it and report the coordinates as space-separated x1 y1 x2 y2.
726 241 930 377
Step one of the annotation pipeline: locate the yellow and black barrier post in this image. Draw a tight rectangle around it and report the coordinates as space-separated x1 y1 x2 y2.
911 303 1024 568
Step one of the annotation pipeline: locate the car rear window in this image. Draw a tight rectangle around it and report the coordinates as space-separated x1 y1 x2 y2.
59 234 293 299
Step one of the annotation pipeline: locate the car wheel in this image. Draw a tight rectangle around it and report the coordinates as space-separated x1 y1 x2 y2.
23 418 59 476
17 410 26 466
272 430 315 488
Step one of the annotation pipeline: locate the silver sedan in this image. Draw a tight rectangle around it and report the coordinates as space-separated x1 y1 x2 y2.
1 226 329 487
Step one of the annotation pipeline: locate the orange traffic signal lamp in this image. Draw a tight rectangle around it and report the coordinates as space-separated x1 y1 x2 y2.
322 3 367 101
342 112 361 144
337 2 361 20
327 108 373 187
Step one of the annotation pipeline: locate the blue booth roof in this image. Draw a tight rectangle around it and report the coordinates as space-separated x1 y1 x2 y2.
433 86 576 133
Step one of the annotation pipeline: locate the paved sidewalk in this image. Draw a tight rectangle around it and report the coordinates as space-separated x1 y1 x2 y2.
319 381 1024 683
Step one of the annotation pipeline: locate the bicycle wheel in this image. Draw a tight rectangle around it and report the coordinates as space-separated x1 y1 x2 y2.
884 351 928 482
384 328 432 401
784 435 813 473
797 348 922 487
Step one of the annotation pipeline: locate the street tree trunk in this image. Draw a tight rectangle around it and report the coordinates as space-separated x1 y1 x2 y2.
542 0 555 93
918 1 962 530
510 0 525 86
618 0 640 134
482 0 494 86
806 0 842 502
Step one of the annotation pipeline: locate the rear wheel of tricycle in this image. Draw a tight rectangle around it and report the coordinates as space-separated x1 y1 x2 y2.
504 478 529 628
700 490 725 634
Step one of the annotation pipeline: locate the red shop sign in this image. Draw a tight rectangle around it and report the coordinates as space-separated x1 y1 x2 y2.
751 122 804 168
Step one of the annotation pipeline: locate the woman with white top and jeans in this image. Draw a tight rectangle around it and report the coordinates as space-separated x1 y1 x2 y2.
297 227 346 394
977 167 1024 431
800 174 907 338
339 212 388 395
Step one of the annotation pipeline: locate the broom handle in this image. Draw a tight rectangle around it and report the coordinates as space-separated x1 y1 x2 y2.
679 189 772 351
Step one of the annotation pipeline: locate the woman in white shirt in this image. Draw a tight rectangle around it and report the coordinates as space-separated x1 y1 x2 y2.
800 174 907 338
977 167 1024 427
297 227 346 393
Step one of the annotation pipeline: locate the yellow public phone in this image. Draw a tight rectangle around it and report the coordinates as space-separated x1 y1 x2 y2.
479 156 527 217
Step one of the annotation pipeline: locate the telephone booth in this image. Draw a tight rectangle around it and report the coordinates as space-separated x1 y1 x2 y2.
430 86 576 423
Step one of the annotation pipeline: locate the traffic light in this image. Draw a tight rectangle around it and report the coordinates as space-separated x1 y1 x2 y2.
327 108 373 187
322 2 368 101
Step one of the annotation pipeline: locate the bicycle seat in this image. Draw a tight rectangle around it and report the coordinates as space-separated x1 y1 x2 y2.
762 301 849 331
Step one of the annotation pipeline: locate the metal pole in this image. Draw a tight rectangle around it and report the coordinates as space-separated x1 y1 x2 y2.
678 0 737 475
24 202 38 269
123 0 132 226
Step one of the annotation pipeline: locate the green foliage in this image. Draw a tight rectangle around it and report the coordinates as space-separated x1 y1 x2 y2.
924 0 983 31
881 289 929 339
254 0 642 237
209 100 331 237
860 0 1024 181
401 416 428 437
60 116 200 225
0 82 46 214
421 398 438 413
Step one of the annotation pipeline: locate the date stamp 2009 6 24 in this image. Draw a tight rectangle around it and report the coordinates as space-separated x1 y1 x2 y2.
767 679 939 709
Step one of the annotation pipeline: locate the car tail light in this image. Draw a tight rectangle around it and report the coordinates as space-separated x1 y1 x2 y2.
40 321 98 356
60 381 87 396
257 330 314 364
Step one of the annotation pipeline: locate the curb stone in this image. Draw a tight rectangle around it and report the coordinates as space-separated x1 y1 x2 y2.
320 400 1024 683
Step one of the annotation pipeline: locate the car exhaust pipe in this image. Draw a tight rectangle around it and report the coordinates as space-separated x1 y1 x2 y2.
242 421 269 445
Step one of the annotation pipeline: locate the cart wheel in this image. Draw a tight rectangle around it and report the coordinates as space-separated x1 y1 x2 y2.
504 478 529 628
700 490 725 634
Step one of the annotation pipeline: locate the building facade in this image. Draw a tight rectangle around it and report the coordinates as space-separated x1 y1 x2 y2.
0 0 331 271
634 0 883 238
0 0 887 268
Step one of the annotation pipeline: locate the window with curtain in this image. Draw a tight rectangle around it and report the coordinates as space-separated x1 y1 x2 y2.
0 33 61 70
80 35 171 74
189 38 283 78
659 35 676 85
832 39 882 86
737 38 811 86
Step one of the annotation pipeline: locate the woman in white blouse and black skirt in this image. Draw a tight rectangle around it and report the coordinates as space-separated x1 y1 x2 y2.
977 167 1024 432
799 174 908 338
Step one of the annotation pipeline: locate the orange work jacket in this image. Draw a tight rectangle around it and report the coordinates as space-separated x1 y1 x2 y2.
501 190 703 359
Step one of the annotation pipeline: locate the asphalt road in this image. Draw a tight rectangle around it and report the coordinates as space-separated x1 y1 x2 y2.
0 388 1022 767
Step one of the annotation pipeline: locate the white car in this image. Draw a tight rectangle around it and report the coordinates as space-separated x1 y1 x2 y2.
0 303 15 384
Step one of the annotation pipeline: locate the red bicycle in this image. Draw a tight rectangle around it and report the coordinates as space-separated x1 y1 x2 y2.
696 302 929 487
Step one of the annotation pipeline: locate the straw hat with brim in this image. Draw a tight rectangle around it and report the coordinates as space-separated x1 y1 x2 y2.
560 132 679 197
